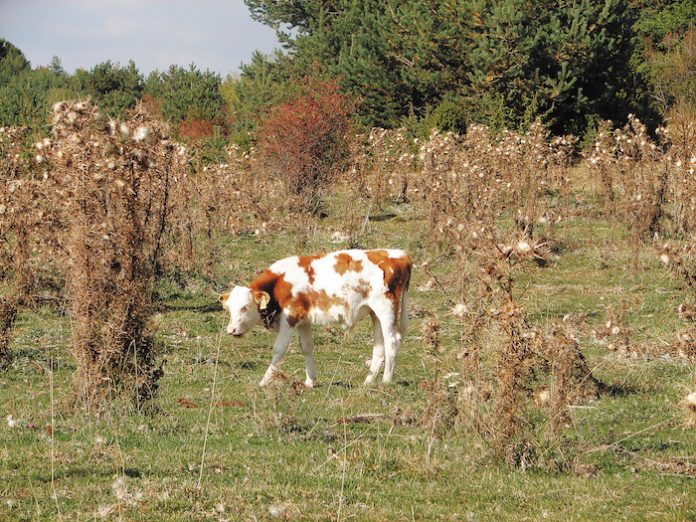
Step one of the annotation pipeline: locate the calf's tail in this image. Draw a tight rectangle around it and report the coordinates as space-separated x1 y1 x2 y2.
398 262 411 338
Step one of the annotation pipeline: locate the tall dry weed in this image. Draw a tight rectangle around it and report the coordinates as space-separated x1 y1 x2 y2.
38 100 188 409
447 228 599 468
587 112 696 241
0 126 58 363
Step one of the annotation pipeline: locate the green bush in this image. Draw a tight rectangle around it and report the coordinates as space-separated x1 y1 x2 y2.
144 65 224 125
87 60 143 117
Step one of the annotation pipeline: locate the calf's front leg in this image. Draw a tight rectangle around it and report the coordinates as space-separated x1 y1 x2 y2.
297 323 316 388
259 320 294 386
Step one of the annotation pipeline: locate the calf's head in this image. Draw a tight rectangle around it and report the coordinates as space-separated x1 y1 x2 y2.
219 286 270 336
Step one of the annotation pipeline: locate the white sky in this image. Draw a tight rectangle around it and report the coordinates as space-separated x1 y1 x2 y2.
0 0 281 76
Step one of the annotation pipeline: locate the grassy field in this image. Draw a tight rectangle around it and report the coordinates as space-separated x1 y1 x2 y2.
2 173 696 521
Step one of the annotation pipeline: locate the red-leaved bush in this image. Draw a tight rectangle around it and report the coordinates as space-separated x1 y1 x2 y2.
179 117 215 140
258 76 354 211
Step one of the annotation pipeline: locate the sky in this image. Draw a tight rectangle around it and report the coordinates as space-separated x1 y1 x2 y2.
0 0 281 77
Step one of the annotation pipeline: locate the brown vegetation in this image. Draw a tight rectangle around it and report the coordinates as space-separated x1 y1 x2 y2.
258 77 354 213
1 93 695 469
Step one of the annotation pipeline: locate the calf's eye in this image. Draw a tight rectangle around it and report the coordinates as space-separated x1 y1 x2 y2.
241 306 248 312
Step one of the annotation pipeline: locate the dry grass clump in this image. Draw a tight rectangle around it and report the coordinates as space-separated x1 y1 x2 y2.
349 127 416 205
36 100 188 409
683 391 696 429
170 145 286 275
416 121 574 257
587 112 696 241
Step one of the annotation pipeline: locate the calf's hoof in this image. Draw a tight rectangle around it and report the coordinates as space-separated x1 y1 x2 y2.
259 364 279 386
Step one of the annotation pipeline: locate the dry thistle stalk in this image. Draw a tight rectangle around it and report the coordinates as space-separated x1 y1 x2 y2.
587 112 696 241
37 100 189 409
0 298 16 366
0 126 57 364
420 316 458 439
444 225 601 468
544 328 600 433
422 316 441 381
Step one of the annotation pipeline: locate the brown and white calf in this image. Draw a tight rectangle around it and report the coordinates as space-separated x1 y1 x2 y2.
220 249 411 387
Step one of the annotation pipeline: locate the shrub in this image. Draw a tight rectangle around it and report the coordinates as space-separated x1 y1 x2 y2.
258 76 354 212
145 65 224 125
178 117 215 140
416 96 469 136
38 100 188 410
0 126 46 365
87 60 144 117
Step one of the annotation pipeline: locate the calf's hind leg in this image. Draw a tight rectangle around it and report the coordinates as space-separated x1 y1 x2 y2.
364 314 385 385
374 308 400 384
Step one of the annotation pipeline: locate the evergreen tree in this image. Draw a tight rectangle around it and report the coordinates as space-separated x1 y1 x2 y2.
144 64 224 124
48 56 65 76
243 0 657 134
227 51 291 142
0 39 30 85
87 60 143 117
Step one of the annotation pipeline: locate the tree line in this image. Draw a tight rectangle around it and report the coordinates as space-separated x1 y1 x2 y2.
0 0 694 154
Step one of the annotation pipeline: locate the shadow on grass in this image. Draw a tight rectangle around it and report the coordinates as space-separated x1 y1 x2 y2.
36 466 142 483
161 303 221 314
599 381 645 397
369 211 397 222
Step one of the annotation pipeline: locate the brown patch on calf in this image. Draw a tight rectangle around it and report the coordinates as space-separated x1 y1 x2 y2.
366 250 412 317
219 292 230 306
286 288 347 326
249 269 288 328
333 253 363 275
297 254 322 284
366 249 390 266
308 289 347 312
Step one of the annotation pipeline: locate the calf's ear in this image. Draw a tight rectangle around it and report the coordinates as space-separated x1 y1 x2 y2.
252 290 271 310
219 292 230 304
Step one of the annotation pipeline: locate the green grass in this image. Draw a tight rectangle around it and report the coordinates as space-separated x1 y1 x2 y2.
2 191 696 520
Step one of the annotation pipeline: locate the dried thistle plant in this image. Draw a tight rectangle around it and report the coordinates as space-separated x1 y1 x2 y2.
437 225 601 468
586 113 696 241
0 126 57 364
420 316 458 439
36 100 189 409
